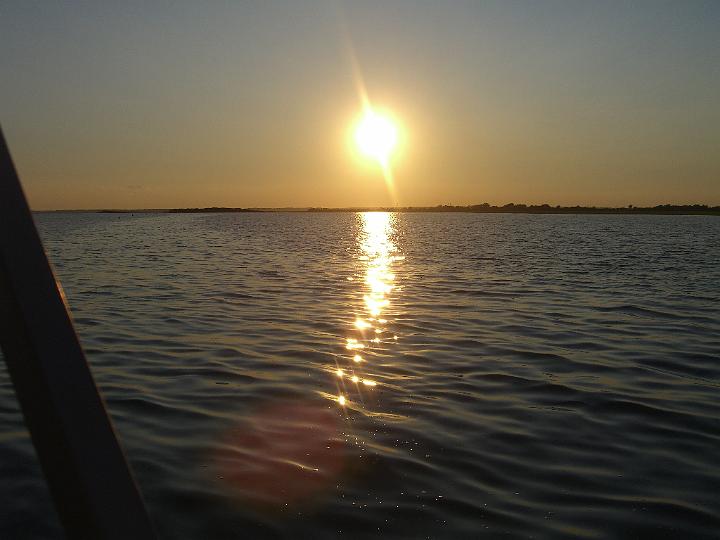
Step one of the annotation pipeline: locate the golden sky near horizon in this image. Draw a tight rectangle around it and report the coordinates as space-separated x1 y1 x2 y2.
1 2 719 210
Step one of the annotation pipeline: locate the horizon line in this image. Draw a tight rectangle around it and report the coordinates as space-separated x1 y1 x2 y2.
33 203 720 215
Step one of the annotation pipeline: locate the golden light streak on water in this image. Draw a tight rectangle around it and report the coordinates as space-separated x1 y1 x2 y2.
331 212 402 409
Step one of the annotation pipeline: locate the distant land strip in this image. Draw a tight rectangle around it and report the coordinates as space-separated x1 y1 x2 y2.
74 204 720 215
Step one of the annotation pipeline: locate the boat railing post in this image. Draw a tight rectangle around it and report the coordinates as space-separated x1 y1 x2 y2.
0 126 156 540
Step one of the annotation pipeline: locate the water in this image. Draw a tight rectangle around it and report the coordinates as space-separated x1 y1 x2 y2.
1 212 719 539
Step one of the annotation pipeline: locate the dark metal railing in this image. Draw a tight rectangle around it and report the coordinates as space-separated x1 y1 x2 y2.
0 127 155 539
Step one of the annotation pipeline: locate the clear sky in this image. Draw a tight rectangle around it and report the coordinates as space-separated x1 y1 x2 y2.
1 1 719 209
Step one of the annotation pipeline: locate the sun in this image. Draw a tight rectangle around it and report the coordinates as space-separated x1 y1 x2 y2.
354 109 398 165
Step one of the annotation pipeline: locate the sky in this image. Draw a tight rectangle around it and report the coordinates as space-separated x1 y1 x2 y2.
1 1 719 210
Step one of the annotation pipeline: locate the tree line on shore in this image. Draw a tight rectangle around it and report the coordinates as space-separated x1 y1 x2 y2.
95 203 719 215
305 203 720 215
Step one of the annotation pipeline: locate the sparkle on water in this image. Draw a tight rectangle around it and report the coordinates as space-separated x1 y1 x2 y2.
333 212 398 407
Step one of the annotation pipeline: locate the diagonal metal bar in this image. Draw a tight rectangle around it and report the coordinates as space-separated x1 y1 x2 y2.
0 126 155 539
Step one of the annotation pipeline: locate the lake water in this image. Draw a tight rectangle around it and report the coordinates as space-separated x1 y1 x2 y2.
1 212 719 539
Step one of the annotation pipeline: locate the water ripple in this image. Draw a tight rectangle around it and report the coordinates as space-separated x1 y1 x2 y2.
1 212 719 538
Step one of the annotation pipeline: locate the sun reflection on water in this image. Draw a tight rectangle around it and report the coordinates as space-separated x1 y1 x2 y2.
332 212 402 407
215 213 403 508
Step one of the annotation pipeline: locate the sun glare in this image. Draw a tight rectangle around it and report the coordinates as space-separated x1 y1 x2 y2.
354 109 398 165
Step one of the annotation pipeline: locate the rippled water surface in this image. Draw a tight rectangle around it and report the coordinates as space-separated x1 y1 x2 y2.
1 212 719 539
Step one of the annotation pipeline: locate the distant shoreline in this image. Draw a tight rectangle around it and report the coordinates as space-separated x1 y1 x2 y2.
38 204 720 216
